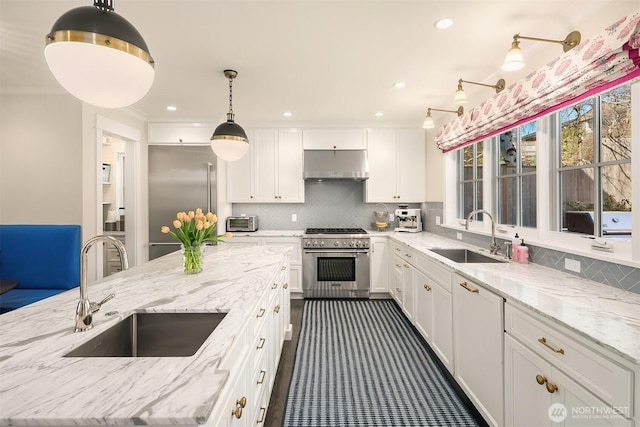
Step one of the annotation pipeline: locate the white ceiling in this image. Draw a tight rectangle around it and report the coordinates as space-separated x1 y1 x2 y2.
1 0 637 129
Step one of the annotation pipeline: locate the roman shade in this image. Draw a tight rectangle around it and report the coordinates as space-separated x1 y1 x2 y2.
435 9 640 153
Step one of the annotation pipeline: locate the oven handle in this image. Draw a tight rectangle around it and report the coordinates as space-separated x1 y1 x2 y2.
303 250 369 255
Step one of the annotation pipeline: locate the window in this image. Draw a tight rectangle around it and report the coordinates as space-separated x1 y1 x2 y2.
556 84 632 239
458 141 483 218
495 122 538 227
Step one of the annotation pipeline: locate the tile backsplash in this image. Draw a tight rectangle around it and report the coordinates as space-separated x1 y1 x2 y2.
233 181 418 230
423 202 640 295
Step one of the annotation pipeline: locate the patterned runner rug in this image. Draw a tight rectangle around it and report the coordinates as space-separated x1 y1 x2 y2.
282 299 480 427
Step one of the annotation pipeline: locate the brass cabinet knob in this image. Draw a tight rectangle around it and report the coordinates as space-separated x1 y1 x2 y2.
274 304 281 313
231 406 242 419
546 382 558 393
283 283 289 289
423 284 431 291
535 374 547 385
237 397 247 408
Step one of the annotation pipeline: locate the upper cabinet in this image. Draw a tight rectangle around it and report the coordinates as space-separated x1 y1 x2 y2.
302 129 366 150
366 129 426 203
148 123 215 145
227 129 304 203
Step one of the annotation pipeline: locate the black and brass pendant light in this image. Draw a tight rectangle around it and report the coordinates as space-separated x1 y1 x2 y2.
210 69 249 161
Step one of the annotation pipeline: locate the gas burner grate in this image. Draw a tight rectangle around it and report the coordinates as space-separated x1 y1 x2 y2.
305 227 368 235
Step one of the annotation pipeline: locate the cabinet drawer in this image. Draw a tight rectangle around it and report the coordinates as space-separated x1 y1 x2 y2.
417 254 451 292
505 303 633 411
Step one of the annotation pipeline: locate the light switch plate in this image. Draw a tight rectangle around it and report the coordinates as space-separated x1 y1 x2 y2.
435 216 441 225
565 258 581 273
291 214 297 222
456 232 463 240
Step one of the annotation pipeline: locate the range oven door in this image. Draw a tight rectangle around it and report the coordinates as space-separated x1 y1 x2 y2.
302 250 370 299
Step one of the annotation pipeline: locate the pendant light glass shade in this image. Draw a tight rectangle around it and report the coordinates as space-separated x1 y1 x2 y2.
211 70 249 161
44 1 155 108
454 82 467 106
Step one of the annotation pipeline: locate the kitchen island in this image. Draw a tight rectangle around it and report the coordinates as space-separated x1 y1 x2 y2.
0 244 291 426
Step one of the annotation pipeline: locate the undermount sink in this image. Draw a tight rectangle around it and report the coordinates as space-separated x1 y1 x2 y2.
430 248 506 264
64 312 227 358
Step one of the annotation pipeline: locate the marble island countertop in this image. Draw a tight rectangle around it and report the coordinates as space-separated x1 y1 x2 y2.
0 245 291 426
386 231 640 365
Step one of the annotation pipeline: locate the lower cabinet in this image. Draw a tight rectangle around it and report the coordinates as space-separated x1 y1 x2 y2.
369 236 388 293
505 302 634 427
223 235 302 295
207 257 290 426
452 273 504 427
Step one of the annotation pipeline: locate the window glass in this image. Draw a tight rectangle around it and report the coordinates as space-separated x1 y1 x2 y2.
560 99 595 167
458 141 484 219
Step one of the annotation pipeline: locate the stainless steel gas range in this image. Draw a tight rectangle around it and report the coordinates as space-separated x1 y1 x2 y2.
302 227 370 299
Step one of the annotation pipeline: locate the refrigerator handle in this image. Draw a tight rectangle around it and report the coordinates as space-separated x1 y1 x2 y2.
206 162 213 213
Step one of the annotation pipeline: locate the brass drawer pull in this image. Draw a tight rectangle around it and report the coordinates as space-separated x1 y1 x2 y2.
423 284 431 291
274 304 281 313
281 265 287 270
395 264 402 268
396 287 402 293
271 283 278 289
406 253 412 258
538 337 565 355
459 282 479 293
257 406 267 424
395 247 401 252
257 369 266 385
256 308 265 318
257 337 266 349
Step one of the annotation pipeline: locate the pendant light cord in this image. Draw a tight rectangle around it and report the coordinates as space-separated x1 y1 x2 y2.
94 0 115 12
227 76 235 121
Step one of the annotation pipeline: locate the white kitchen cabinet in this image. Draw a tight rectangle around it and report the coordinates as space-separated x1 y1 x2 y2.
452 273 504 427
400 260 414 322
413 254 454 373
505 302 634 426
302 128 366 150
223 236 303 295
227 129 304 203
148 122 216 145
365 129 426 203
369 236 388 293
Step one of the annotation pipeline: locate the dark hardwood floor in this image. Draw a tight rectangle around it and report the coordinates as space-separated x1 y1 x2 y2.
265 299 304 427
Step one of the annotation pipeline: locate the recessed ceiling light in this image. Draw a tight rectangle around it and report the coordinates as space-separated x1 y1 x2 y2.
374 112 383 117
434 17 453 30
166 105 177 111
283 112 292 117
393 81 406 89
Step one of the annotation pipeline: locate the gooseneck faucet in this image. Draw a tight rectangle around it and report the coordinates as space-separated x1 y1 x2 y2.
465 209 500 255
75 235 129 332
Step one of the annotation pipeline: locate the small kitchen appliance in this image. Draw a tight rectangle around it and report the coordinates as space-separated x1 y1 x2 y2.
226 215 258 232
302 227 370 299
395 208 422 232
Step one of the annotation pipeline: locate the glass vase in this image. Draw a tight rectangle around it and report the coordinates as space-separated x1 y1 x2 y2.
181 244 204 274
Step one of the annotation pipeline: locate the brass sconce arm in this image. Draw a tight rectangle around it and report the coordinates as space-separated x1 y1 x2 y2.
513 30 581 52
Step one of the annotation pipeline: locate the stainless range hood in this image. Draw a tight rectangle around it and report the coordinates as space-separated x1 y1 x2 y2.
303 150 369 181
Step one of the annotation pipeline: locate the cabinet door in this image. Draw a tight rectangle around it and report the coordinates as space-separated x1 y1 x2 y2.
390 254 403 304
365 129 397 202
505 334 553 427
453 274 504 427
227 132 255 203
401 262 414 322
413 269 432 342
395 129 426 202
277 129 304 202
369 237 388 293
253 130 279 202
430 277 453 373
148 123 215 145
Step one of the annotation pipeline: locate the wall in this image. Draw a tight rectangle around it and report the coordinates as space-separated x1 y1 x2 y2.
233 181 419 231
424 202 640 294
0 94 83 224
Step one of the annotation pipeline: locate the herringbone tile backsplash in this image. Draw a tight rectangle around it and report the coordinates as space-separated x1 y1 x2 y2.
233 181 419 231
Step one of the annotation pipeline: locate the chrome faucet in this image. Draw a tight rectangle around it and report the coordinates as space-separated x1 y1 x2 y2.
465 209 500 255
75 235 129 332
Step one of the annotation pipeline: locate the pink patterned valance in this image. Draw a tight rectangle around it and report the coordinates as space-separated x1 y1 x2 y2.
435 9 640 153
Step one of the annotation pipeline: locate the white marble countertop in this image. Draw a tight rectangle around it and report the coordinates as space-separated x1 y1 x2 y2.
383 231 640 365
0 245 291 426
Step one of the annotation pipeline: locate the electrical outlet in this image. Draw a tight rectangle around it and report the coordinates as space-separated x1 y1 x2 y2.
291 214 297 222
565 258 581 273
456 232 463 240
435 216 441 225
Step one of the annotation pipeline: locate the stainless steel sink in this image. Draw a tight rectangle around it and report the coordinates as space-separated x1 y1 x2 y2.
430 248 505 264
64 312 227 357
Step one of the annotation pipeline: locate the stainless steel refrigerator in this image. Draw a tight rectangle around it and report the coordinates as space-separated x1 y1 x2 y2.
148 145 217 260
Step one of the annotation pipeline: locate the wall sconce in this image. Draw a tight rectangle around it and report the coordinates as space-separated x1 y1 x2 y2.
502 31 581 72
423 106 464 129
45 0 154 108
211 69 249 162
454 78 506 105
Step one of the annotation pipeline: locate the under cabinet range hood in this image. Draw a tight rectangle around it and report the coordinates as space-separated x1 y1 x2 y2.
303 149 369 181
